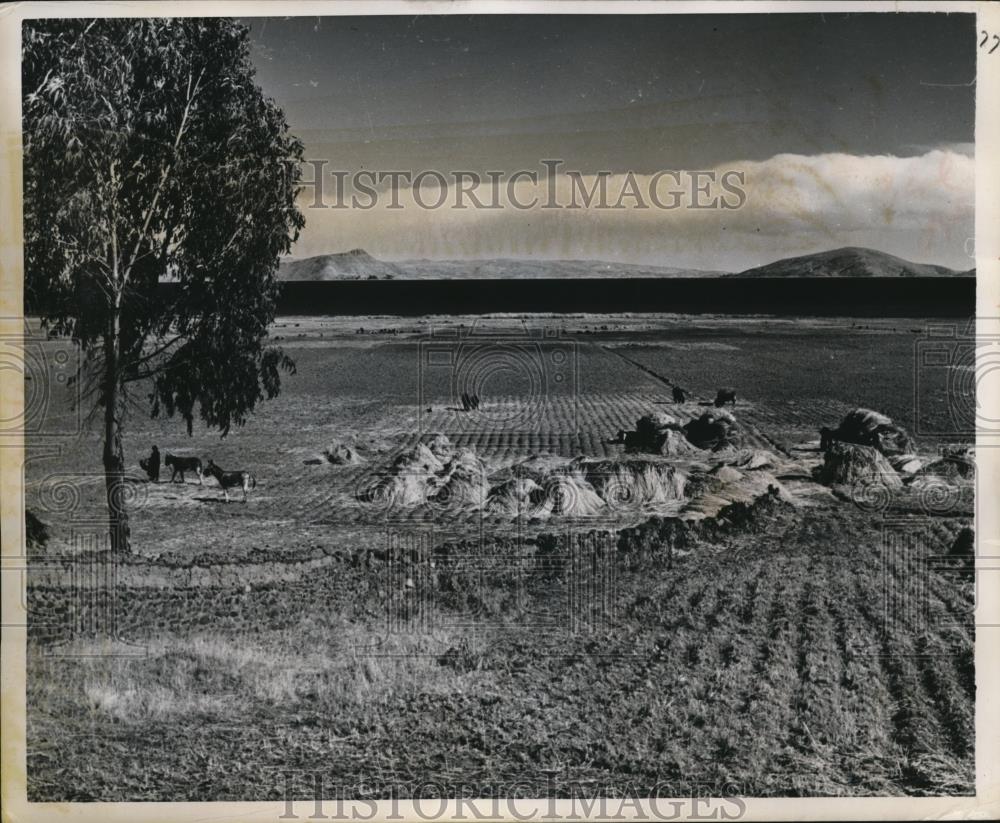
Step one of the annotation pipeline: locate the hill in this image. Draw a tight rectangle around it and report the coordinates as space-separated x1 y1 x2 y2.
278 249 404 281
398 258 724 279
729 247 973 278
278 252 723 280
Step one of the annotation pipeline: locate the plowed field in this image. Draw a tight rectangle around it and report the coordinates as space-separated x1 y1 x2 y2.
24 315 975 800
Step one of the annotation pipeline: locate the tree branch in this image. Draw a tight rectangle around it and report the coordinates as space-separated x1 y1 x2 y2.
121 66 205 289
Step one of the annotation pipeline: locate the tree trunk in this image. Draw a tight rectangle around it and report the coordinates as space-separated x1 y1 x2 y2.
103 330 130 554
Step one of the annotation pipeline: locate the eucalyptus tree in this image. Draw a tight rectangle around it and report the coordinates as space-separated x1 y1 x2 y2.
23 18 305 552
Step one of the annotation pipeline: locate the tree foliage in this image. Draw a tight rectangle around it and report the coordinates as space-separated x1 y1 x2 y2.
23 18 304 435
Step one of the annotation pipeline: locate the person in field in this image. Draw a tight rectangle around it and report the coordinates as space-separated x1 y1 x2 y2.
139 445 160 482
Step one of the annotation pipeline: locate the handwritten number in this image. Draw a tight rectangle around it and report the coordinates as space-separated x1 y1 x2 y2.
980 31 1000 54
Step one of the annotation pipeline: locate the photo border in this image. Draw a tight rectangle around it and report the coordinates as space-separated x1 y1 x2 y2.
1 1 997 821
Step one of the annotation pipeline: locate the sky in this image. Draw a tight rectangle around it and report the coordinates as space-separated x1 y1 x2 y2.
246 13 975 271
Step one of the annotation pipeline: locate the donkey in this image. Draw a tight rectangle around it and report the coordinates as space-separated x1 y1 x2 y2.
204 459 257 503
164 453 203 484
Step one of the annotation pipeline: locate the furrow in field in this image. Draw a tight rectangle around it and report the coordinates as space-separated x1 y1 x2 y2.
850 564 966 791
823 568 899 791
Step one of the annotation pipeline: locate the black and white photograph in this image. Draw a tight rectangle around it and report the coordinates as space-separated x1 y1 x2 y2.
1 1 997 820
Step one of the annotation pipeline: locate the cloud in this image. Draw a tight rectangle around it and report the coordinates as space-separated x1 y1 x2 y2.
291 149 974 271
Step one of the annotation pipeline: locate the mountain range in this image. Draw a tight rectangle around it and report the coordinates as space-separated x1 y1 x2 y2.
277 246 974 281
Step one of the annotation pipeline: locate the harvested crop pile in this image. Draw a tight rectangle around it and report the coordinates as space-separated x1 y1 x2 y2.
682 410 742 451
364 434 793 523
325 443 364 465
485 463 605 518
655 429 703 457
914 447 974 481
683 464 790 519
303 442 365 466
814 441 902 491
429 448 492 509
621 411 700 456
827 408 914 456
535 471 607 518
424 433 454 460
483 476 546 517
581 459 688 509
360 435 489 510
636 411 678 441
889 454 922 474
484 456 686 519
906 447 975 515
724 448 781 471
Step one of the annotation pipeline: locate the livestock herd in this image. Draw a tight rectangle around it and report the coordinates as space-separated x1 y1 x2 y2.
138 446 257 503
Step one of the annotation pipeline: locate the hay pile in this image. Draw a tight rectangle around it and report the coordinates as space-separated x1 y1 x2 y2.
814 441 903 491
484 461 605 519
484 456 562 517
619 409 743 454
656 429 703 457
889 454 923 475
361 434 489 509
304 441 365 466
636 411 677 441
906 446 974 515
914 446 974 481
682 410 742 451
826 408 914 456
582 459 688 508
362 432 791 524
620 412 700 456
683 464 790 520
484 456 687 519
725 448 781 471
325 443 364 465
430 447 492 509
483 476 546 517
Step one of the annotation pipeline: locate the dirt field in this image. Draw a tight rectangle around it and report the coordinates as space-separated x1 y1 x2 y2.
24 314 975 800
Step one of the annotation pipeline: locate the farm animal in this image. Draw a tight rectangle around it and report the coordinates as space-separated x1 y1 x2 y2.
139 445 160 482
164 453 203 484
714 388 737 407
205 459 257 503
672 386 688 403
